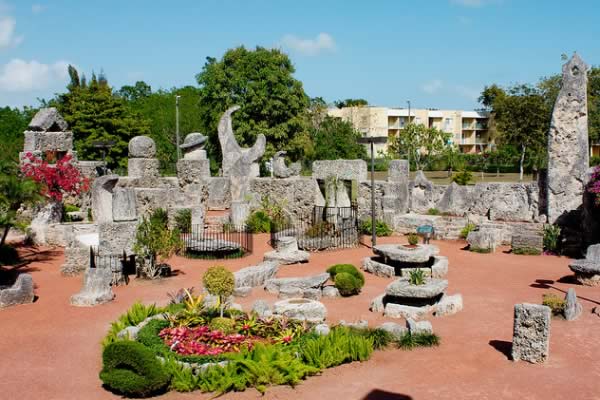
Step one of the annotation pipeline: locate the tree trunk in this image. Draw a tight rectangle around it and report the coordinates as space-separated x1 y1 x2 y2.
519 145 526 182
0 225 10 248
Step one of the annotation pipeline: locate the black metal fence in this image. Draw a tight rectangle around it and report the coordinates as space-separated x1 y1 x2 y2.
181 225 253 259
271 206 359 251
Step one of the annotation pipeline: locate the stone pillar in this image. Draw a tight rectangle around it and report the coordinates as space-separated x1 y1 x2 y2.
388 160 409 183
127 136 160 179
546 54 589 223
91 175 119 224
511 303 551 363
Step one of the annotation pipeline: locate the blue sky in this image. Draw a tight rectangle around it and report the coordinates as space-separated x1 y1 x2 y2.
0 0 599 110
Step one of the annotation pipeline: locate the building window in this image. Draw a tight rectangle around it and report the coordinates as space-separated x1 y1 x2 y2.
444 118 453 132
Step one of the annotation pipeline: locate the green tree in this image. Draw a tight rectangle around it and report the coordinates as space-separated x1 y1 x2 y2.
50 67 150 169
0 107 37 164
389 123 450 171
0 162 42 248
311 116 367 160
122 85 204 174
196 46 309 164
484 84 550 180
333 98 369 108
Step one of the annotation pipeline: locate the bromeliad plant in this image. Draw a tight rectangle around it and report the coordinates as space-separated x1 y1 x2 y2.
159 326 250 356
408 269 426 286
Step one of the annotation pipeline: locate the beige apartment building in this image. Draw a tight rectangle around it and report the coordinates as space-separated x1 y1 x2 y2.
328 106 493 154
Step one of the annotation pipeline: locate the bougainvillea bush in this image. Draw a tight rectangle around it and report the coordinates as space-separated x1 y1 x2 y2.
20 152 89 202
588 165 600 206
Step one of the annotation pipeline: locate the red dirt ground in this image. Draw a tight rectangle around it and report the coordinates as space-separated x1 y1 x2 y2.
1 235 599 400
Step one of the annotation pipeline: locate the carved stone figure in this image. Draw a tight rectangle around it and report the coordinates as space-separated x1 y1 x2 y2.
273 151 300 178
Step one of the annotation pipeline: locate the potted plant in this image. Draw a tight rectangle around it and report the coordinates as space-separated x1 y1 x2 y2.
404 233 419 249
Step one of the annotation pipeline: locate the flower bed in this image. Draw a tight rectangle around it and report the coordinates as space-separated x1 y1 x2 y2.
99 285 439 397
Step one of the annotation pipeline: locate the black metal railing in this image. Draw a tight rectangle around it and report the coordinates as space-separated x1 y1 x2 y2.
89 247 135 285
181 225 253 259
271 205 359 251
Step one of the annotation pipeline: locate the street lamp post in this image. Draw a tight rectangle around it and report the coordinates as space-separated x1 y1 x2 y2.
406 100 411 168
176 95 181 161
357 135 388 247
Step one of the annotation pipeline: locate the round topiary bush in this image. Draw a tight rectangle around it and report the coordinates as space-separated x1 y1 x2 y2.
203 266 235 317
334 272 363 296
99 340 171 397
327 264 365 286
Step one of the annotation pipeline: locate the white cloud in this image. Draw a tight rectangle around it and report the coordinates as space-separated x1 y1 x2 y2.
422 79 443 94
0 16 22 49
0 59 70 91
279 33 336 56
31 4 45 13
457 15 471 24
453 84 480 101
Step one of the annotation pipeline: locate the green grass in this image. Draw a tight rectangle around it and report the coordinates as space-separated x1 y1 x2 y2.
512 247 542 256
396 332 440 350
371 170 534 184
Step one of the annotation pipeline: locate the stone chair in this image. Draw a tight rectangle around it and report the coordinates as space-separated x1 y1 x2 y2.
569 244 600 286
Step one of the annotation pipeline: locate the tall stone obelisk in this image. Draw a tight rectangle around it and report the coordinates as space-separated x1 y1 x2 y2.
546 53 589 223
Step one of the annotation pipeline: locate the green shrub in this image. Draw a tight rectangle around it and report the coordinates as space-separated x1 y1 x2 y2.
63 204 80 213
245 211 272 233
513 246 542 256
452 169 473 185
326 264 365 286
209 317 237 334
301 327 373 369
542 293 565 316
408 269 426 286
134 208 182 279
349 328 393 350
100 341 171 397
459 222 476 239
396 332 440 349
203 266 235 317
103 302 165 347
426 208 440 216
543 224 561 253
334 272 363 296
591 155 600 167
359 219 393 236
469 246 492 254
407 233 419 246
174 209 191 232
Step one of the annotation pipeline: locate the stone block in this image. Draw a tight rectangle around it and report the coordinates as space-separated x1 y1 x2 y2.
303 288 322 301
406 319 433 335
251 300 272 318
234 261 279 288
369 293 385 313
98 221 138 254
511 232 543 255
511 303 551 363
384 303 431 320
312 159 368 181
264 273 329 294
378 322 409 339
314 323 330 336
431 256 449 278
70 267 114 307
362 257 395 278
127 158 160 179
278 286 304 299
177 159 211 186
322 286 340 298
112 188 137 222
388 160 409 183
564 288 582 321
273 298 327 322
233 286 252 298
433 294 463 317
0 274 34 308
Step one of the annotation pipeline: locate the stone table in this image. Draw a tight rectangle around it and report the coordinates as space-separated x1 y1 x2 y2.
373 244 438 264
